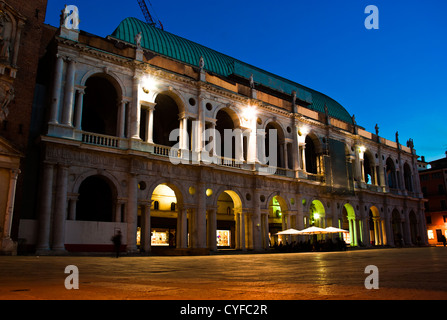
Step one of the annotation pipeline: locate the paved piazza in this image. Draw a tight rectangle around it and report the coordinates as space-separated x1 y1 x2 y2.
0 247 446 300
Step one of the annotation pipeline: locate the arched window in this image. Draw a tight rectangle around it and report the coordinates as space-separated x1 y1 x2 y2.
363 153 375 185
305 136 318 174
386 157 397 189
170 202 176 211
216 109 236 159
153 94 180 147
403 163 413 192
153 201 159 210
82 75 120 136
76 176 114 222
265 122 285 168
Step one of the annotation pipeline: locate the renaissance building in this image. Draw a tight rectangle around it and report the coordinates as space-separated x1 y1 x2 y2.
18 7 427 254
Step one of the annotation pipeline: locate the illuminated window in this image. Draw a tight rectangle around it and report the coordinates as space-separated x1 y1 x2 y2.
428 230 434 240
216 230 231 247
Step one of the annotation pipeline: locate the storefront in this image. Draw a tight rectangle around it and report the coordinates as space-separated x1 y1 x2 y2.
217 230 231 247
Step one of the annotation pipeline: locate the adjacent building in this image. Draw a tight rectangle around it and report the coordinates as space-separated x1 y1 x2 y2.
420 153 447 246
0 0 48 255
16 7 427 255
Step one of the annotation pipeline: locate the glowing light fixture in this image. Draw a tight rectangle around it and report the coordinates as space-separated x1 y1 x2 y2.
242 106 257 121
358 146 366 160
298 126 309 136
141 76 158 93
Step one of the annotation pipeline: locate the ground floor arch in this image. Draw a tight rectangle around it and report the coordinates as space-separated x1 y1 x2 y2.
368 205 387 246
309 199 326 228
214 190 244 250
76 175 115 222
391 209 404 246
340 203 362 246
267 194 291 246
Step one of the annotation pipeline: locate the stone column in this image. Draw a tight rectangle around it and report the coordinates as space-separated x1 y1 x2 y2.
177 207 187 249
36 163 54 252
247 128 258 164
67 194 78 221
49 55 65 124
300 144 307 171
195 182 207 248
142 204 151 253
262 211 270 249
61 58 76 126
130 75 141 139
127 174 138 252
240 211 246 251
74 88 85 130
252 191 262 251
146 104 155 143
2 169 20 240
117 100 127 138
52 165 69 252
180 117 189 150
207 209 217 251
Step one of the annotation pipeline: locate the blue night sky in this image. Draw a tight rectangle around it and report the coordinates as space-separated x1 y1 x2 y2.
45 0 447 162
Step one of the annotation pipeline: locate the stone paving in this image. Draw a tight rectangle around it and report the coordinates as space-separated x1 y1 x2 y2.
0 247 446 300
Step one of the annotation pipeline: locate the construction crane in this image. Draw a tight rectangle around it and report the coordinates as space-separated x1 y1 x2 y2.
137 0 164 30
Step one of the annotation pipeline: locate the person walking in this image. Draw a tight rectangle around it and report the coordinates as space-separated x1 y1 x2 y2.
112 230 122 258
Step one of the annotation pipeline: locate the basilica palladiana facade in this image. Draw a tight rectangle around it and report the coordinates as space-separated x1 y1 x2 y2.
18 8 427 254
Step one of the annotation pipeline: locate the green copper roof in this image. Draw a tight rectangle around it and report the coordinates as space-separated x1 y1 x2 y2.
110 17 353 124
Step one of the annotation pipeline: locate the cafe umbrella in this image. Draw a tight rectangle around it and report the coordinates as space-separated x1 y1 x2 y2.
324 227 349 233
298 226 327 235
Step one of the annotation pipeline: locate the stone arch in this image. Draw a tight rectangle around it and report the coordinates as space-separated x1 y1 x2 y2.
75 174 118 222
80 69 126 97
303 132 323 174
212 185 245 211
403 162 414 192
145 178 185 207
263 191 290 211
154 87 187 115
72 169 123 199
152 92 182 147
264 121 286 168
391 208 403 246
386 157 397 189
213 104 242 129
340 203 359 246
214 188 244 249
368 205 385 246
309 199 326 227
363 150 376 185
81 73 123 136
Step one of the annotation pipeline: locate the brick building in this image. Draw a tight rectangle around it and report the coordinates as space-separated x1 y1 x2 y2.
420 153 447 246
0 0 48 254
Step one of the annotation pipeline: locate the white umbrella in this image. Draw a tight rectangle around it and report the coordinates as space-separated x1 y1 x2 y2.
298 226 327 235
324 227 349 233
275 228 302 235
